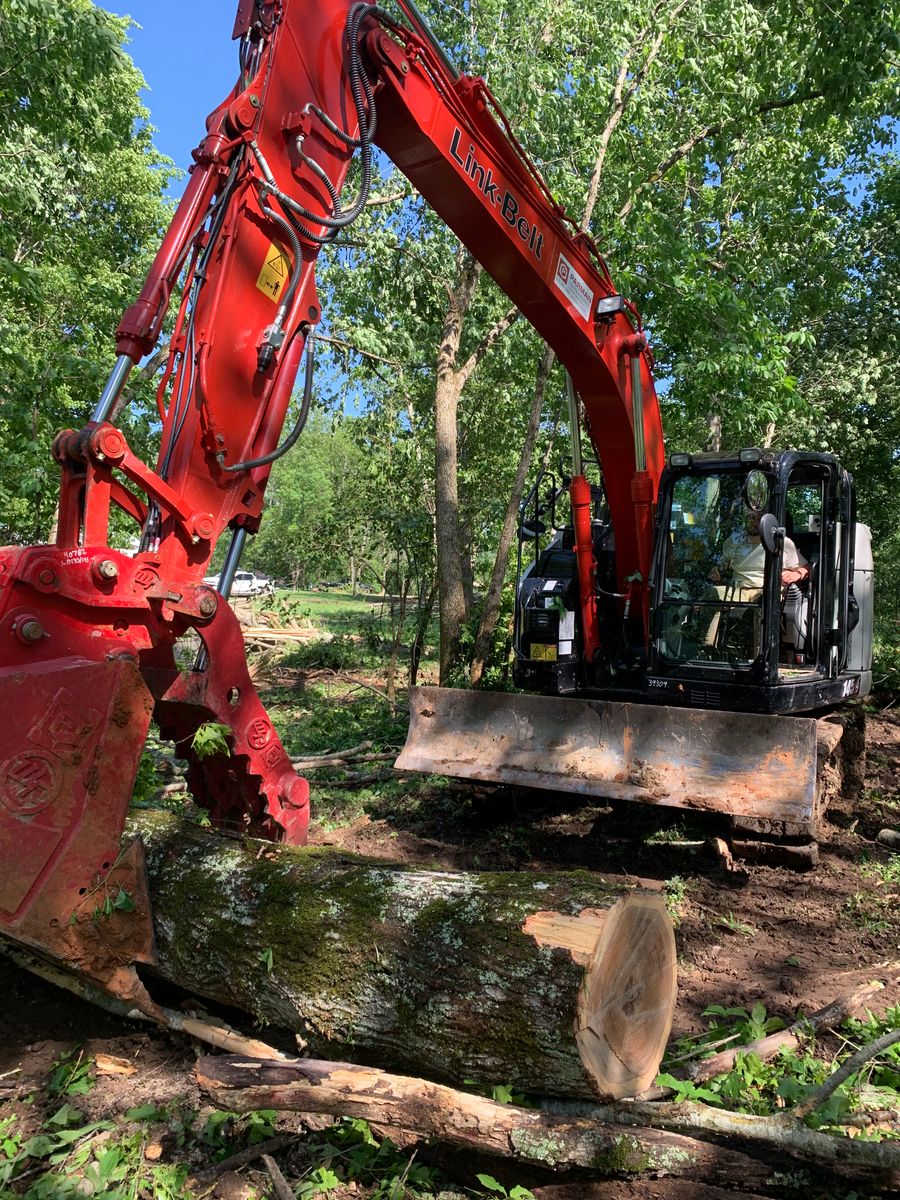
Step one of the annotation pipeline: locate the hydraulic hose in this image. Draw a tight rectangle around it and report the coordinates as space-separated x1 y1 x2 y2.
223 331 316 472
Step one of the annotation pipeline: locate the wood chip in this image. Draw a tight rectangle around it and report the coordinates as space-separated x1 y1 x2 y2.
95 1053 136 1077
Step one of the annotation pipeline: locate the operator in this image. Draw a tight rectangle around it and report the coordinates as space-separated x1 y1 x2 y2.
705 513 808 648
727 513 809 592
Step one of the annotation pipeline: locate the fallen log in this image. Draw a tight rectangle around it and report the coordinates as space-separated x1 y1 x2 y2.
196 1055 900 1189
134 811 676 1099
196 1056 773 1188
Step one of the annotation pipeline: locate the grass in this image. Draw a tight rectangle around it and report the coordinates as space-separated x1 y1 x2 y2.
658 1001 900 1133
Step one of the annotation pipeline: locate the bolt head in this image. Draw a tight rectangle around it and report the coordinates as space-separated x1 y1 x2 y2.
101 431 125 455
38 568 56 586
98 559 119 580
20 619 44 643
198 593 218 617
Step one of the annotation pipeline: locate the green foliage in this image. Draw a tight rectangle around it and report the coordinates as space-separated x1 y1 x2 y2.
663 875 690 925
475 1175 535 1200
716 912 757 938
872 637 900 692
660 1001 900 1133
191 722 232 761
0 1100 188 1197
47 1050 93 1098
294 1117 442 1198
653 1074 723 1105
0 0 173 542
861 852 900 886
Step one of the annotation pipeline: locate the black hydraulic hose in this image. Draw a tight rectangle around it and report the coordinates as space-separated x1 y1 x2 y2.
222 331 316 472
255 3 395 236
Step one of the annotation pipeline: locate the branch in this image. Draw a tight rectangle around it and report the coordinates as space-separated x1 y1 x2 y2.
197 1056 774 1187
315 333 410 369
618 88 826 220
364 188 414 207
262 1155 295 1200
792 1028 900 1119
198 1055 900 1185
456 305 519 387
583 0 693 226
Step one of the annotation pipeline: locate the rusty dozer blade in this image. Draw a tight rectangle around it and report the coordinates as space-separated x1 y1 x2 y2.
397 686 819 835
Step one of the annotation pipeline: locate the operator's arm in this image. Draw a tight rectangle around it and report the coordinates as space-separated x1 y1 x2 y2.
782 539 809 586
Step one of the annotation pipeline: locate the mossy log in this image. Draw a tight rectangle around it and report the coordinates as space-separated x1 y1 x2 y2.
133 811 676 1099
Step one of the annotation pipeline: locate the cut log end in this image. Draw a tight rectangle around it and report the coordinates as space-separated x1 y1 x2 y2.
576 893 677 1098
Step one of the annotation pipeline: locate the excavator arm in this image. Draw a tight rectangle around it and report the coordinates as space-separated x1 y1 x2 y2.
0 0 663 1004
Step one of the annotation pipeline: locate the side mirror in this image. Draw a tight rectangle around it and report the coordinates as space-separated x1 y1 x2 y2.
759 512 785 555
520 519 546 540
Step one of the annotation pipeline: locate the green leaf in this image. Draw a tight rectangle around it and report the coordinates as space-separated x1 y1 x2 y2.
191 722 232 760
476 1174 506 1194
113 887 135 912
125 1103 164 1121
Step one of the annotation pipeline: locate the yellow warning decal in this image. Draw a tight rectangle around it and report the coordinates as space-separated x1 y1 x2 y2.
256 241 292 302
530 643 557 662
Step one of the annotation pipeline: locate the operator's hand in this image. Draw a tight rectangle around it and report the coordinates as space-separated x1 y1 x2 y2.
781 566 807 586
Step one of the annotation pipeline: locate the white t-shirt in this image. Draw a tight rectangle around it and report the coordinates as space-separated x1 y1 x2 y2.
733 538 806 590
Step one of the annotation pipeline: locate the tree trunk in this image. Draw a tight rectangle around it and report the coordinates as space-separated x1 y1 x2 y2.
434 252 480 683
470 344 556 686
133 812 676 1100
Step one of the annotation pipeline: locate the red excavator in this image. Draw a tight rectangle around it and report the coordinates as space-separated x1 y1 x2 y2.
0 0 872 1009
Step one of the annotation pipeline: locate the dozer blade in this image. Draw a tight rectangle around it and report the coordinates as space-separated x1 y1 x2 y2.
397 686 819 835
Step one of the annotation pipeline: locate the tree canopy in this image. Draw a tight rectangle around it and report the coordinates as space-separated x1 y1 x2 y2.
0 0 897 672
0 0 173 541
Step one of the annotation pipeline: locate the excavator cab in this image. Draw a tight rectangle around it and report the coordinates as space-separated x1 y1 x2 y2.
647 449 873 713
399 448 873 847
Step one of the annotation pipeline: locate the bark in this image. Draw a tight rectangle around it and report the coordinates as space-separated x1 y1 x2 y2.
435 252 480 682
197 1056 774 1188
470 344 555 687
131 811 675 1100
409 579 437 687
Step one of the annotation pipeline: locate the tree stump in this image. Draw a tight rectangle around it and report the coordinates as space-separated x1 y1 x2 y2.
134 812 676 1099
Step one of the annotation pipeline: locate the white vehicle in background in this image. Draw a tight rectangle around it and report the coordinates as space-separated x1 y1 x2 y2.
203 569 275 598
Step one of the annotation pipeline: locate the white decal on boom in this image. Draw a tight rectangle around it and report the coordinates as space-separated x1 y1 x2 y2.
553 253 594 321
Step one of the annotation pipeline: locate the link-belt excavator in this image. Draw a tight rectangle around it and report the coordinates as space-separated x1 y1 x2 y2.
0 0 873 1009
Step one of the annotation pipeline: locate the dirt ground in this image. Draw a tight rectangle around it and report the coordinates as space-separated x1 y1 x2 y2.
1 708 899 1197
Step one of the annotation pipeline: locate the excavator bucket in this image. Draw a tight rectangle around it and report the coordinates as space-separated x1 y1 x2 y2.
397 687 820 836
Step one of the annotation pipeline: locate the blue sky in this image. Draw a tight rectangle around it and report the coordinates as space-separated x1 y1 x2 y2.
102 1 241 185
